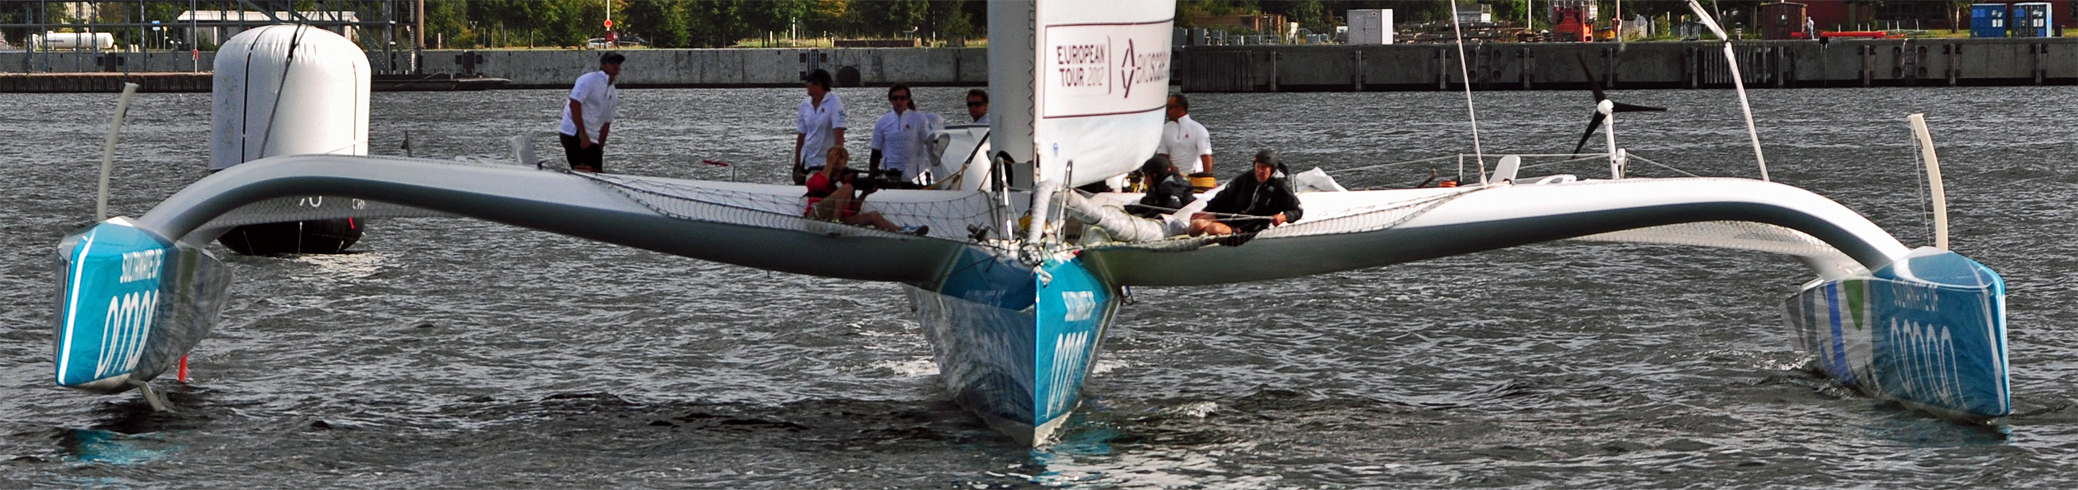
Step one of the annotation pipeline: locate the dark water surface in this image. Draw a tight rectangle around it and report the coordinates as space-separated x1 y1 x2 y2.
4 85 2078 488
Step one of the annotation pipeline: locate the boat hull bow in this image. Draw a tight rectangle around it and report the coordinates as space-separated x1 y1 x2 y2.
912 248 1117 446
1787 247 2009 420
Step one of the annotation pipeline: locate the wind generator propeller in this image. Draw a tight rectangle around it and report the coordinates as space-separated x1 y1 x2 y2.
1570 54 1666 155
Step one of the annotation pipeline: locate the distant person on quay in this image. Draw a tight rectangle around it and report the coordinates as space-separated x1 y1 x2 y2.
966 89 990 125
794 69 848 184
558 51 623 173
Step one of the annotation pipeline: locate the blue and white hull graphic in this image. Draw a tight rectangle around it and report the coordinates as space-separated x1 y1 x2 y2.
1786 248 2008 420
912 248 1116 446
53 218 232 394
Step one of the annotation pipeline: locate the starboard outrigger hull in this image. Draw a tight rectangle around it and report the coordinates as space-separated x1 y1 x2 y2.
1787 249 2009 420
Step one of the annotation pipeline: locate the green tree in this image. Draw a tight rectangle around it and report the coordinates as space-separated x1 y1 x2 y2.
423 0 471 47
690 0 757 47
745 0 814 36
854 0 928 38
926 0 983 40
624 0 691 47
0 2 67 46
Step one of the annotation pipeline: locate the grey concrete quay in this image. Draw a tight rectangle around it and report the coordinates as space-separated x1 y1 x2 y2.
7 38 2077 92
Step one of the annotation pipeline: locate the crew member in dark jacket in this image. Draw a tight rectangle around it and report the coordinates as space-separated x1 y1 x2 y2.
1126 157 1196 218
1190 149 1304 237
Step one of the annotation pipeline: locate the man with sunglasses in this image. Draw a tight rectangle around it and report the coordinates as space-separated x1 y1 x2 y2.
869 83 929 185
965 89 990 125
1158 94 1213 176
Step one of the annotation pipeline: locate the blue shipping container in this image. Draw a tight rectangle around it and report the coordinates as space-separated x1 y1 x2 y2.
2013 2 2053 37
1972 3 2009 38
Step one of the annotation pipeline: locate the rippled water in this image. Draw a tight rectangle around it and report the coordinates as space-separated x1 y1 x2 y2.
4 84 2078 488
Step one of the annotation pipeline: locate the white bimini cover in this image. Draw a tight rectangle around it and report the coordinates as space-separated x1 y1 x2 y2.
210 24 370 170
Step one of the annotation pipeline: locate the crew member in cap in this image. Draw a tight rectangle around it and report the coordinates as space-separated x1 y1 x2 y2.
1126 156 1196 219
558 51 623 173
793 68 848 184
1189 149 1304 237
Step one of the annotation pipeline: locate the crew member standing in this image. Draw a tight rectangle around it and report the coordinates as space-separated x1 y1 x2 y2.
793 69 847 184
558 51 623 173
869 83 927 184
1158 94 1213 176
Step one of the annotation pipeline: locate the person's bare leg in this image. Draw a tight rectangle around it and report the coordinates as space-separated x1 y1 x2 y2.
810 199 839 220
1188 212 1231 236
825 184 857 216
843 211 901 231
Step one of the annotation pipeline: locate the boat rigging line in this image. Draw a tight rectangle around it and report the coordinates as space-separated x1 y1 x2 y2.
96 82 140 221
1447 4 1488 183
1686 0 1770 181
1908 113 1950 249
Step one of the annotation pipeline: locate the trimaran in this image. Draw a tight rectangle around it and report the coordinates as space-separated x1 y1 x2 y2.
51 1 2007 446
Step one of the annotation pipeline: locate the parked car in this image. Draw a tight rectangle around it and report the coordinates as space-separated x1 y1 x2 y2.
584 34 646 49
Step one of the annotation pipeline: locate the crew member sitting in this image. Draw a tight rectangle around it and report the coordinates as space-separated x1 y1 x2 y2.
805 147 928 236
1125 156 1195 218
1189 149 1304 237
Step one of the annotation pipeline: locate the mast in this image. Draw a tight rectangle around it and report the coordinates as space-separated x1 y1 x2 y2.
986 0 1037 185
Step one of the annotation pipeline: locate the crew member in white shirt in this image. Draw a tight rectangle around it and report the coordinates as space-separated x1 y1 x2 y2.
869 83 928 184
1158 94 1213 176
793 69 847 184
558 51 623 173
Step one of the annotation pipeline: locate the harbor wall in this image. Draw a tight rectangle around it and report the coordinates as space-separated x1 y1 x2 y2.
3 51 218 74
1178 38 2078 92
6 38 2078 92
418 48 991 89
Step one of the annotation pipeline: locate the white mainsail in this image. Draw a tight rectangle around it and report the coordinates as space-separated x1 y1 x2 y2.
990 0 1172 187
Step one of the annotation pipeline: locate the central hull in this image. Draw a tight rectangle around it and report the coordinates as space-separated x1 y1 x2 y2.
910 247 1118 446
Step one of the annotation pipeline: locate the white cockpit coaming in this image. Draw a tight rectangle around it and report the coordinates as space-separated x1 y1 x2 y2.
137 155 973 284
1075 177 1904 287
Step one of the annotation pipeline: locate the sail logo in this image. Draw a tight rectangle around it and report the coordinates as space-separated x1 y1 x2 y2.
1116 39 1168 99
1054 42 1109 91
1063 291 1096 322
94 289 157 378
1041 20 1171 118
